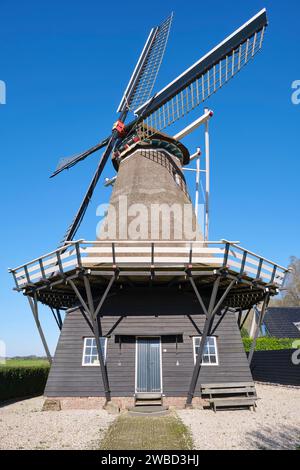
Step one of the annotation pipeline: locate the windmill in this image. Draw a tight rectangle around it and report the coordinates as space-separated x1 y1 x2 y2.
51 9 268 244
11 8 289 410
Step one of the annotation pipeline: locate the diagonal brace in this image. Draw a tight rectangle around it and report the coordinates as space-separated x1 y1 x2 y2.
27 295 52 364
83 275 116 402
248 293 270 365
186 276 235 406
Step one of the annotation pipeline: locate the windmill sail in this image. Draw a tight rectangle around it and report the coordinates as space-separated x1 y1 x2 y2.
51 13 173 179
135 9 267 136
51 136 110 178
118 13 173 114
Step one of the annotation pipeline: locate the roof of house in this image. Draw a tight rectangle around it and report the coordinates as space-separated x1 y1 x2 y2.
264 307 300 338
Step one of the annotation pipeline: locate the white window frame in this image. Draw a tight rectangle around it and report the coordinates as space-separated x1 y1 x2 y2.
193 336 219 366
82 337 107 367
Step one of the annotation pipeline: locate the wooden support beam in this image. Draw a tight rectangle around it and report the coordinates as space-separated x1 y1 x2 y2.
240 307 252 330
186 276 220 406
106 317 124 337
50 307 61 330
56 309 63 329
83 275 115 402
210 307 229 335
187 315 202 335
248 293 270 365
238 309 243 328
27 295 52 364
186 275 236 406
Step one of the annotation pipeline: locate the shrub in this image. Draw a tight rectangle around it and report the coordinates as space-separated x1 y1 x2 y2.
0 366 50 402
240 327 249 338
243 337 296 352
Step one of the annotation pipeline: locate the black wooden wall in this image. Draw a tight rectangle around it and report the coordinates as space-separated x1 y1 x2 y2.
45 307 253 397
251 350 300 386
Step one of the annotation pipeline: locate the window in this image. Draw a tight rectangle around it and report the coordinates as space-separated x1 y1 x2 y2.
82 337 107 366
193 336 218 366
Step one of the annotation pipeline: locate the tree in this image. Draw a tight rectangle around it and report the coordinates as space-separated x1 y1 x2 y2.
271 256 300 306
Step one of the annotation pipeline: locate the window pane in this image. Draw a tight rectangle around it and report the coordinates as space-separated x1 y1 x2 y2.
194 336 218 365
83 337 107 365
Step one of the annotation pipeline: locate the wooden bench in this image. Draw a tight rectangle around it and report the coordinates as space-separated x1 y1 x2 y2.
200 382 258 412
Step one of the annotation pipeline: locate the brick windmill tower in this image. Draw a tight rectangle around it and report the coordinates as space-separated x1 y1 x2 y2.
11 10 288 412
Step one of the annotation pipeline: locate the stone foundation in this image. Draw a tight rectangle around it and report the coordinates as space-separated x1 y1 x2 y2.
44 396 208 411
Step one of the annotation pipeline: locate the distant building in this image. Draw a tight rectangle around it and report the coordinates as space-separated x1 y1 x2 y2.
262 307 300 338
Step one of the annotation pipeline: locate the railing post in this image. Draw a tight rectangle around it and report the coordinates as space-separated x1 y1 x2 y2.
9 269 19 289
222 242 230 269
189 242 193 265
256 258 263 280
75 242 82 269
151 242 155 265
240 251 247 276
112 242 116 266
270 265 277 284
24 265 31 284
38 259 46 280
56 251 64 276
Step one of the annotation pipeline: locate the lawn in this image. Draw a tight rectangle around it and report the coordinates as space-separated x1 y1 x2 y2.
100 413 193 450
0 358 49 368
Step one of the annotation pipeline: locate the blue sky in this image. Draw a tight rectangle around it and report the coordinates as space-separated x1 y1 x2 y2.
1 0 299 356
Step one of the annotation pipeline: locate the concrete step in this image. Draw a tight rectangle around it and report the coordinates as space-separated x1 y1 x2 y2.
135 393 162 400
135 400 163 406
128 405 169 416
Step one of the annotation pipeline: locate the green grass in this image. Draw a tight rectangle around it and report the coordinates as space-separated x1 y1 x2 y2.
0 358 49 368
100 413 193 450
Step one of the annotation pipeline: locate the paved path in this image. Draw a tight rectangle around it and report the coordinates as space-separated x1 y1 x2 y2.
100 412 193 450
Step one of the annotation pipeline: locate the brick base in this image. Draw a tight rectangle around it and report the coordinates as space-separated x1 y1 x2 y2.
44 395 207 411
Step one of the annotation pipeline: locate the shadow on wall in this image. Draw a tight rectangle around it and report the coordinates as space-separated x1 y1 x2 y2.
246 425 300 450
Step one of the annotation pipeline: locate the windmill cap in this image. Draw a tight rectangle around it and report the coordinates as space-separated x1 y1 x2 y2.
112 127 190 171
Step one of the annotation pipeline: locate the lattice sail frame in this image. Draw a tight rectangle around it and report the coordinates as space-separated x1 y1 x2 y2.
118 13 173 113
135 13 266 140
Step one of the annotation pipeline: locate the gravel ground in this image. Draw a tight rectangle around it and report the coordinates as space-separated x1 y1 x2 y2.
178 384 300 450
0 397 114 450
1 384 299 450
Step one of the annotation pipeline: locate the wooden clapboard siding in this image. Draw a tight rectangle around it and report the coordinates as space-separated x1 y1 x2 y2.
45 307 253 397
251 350 300 386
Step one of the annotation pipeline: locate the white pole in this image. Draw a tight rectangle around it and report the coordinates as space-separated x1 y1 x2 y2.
204 108 210 241
195 153 200 220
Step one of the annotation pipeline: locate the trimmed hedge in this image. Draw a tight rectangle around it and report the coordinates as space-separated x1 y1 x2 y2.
243 337 296 352
0 366 50 402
